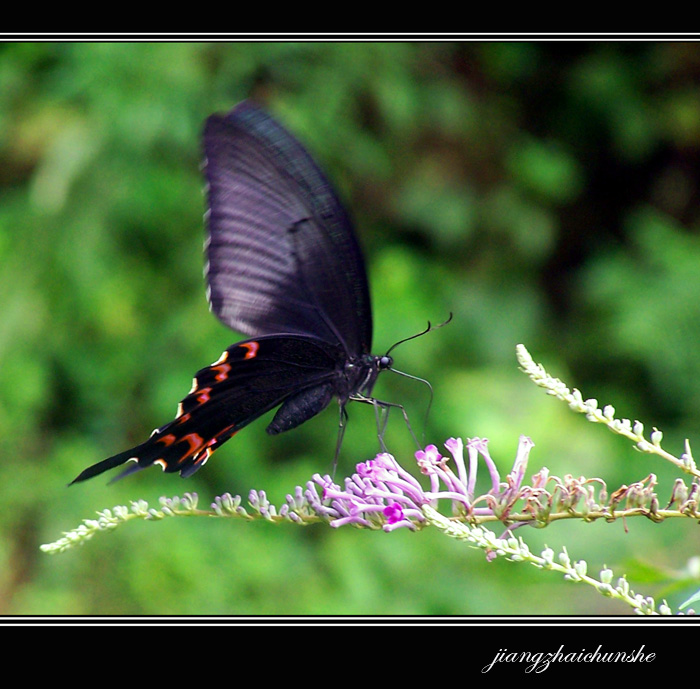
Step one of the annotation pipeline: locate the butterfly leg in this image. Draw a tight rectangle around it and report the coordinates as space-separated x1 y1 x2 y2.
352 395 422 453
332 403 351 476
372 401 390 452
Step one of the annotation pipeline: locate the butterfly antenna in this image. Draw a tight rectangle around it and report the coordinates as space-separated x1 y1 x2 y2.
380 312 452 445
384 312 453 357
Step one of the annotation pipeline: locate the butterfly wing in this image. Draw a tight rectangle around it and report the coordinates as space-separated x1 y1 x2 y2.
70 336 342 483
204 100 373 356
73 101 379 485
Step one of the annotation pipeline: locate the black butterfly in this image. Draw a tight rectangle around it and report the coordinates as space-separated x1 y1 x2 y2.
71 100 399 484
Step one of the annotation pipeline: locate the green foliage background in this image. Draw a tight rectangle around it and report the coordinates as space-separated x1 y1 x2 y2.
1 41 700 615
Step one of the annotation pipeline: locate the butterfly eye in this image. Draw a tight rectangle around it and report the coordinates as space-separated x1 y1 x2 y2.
379 355 393 369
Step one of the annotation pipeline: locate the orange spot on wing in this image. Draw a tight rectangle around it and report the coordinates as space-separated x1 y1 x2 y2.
240 341 259 360
174 433 206 464
196 387 212 404
183 433 204 453
190 425 237 468
212 363 231 382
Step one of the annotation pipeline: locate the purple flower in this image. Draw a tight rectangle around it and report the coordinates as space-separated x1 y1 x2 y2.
383 502 404 524
251 435 538 533
445 437 469 491
317 453 428 532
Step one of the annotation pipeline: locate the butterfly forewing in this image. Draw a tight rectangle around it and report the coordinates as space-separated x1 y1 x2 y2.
204 102 373 355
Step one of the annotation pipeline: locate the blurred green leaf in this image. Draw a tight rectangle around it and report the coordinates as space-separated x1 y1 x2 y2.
3 41 700 616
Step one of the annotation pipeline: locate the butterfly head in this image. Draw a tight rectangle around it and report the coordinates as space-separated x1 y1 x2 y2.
378 354 393 370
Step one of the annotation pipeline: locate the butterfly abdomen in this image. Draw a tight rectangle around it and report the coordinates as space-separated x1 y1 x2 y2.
266 382 334 434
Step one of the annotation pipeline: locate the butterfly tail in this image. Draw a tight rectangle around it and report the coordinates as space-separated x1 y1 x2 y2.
69 444 147 485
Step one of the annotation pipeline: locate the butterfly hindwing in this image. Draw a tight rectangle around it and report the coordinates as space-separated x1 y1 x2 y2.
70 336 343 483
